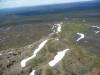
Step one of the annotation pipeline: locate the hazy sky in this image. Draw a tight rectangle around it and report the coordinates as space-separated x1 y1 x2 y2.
0 0 93 9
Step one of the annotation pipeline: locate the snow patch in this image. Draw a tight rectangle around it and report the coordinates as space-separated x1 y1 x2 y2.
91 26 100 34
56 22 63 33
94 31 100 34
55 38 59 41
0 53 2 56
52 22 63 34
7 51 13 54
48 49 70 67
29 70 35 75
91 26 100 29
21 39 48 68
76 33 85 42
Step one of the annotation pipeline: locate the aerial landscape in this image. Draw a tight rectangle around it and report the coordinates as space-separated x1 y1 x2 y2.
0 0 100 75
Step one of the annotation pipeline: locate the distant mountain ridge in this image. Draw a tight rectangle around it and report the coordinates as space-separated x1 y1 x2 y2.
0 1 100 16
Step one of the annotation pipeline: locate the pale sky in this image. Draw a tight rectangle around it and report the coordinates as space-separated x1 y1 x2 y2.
0 0 93 9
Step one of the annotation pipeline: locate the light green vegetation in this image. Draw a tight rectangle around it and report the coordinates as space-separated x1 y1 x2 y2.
0 10 100 75
29 18 100 75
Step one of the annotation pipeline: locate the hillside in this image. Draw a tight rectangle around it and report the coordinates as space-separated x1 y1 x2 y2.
0 15 100 75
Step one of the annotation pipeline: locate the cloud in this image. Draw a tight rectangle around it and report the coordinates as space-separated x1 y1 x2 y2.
0 0 93 9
